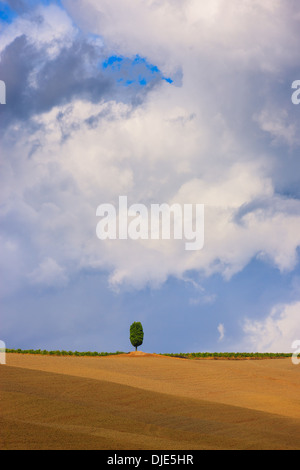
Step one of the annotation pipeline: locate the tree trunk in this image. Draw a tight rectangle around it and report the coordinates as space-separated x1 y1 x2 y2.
135 346 137 351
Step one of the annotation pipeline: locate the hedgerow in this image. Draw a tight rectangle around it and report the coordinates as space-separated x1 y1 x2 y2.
6 349 126 356
161 352 292 359
6 349 292 359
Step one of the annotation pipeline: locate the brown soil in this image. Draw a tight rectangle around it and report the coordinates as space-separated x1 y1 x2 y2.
1 353 300 450
116 351 163 357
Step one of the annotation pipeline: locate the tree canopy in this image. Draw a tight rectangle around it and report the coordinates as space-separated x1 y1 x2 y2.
130 322 144 351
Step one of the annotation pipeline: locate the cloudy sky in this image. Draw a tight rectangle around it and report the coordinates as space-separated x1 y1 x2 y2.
1 0 300 353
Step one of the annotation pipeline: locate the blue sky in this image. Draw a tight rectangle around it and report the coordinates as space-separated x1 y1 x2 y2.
101 54 173 87
0 1 16 22
0 0 300 353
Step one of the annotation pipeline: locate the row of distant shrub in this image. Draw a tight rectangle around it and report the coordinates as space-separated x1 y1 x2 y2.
6 349 126 356
6 349 292 359
162 352 292 359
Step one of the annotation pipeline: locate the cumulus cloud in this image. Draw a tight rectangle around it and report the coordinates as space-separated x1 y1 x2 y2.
28 257 68 287
63 0 300 75
0 4 75 57
0 6 115 130
2 96 299 290
242 301 300 352
1 0 300 296
254 108 300 147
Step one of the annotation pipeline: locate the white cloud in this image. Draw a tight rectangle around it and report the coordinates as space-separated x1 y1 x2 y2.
254 108 300 147
1 0 300 293
63 0 300 73
242 301 300 352
2 92 300 290
0 5 75 58
218 323 225 342
28 257 68 288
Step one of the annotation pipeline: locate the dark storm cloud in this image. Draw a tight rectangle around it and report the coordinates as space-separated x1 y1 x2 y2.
34 41 113 108
0 32 114 131
0 30 162 135
0 35 38 122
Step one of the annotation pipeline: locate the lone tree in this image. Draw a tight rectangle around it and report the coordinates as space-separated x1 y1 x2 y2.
130 322 144 351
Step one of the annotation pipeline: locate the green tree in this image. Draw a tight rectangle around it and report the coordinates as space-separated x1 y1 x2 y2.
130 322 144 351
